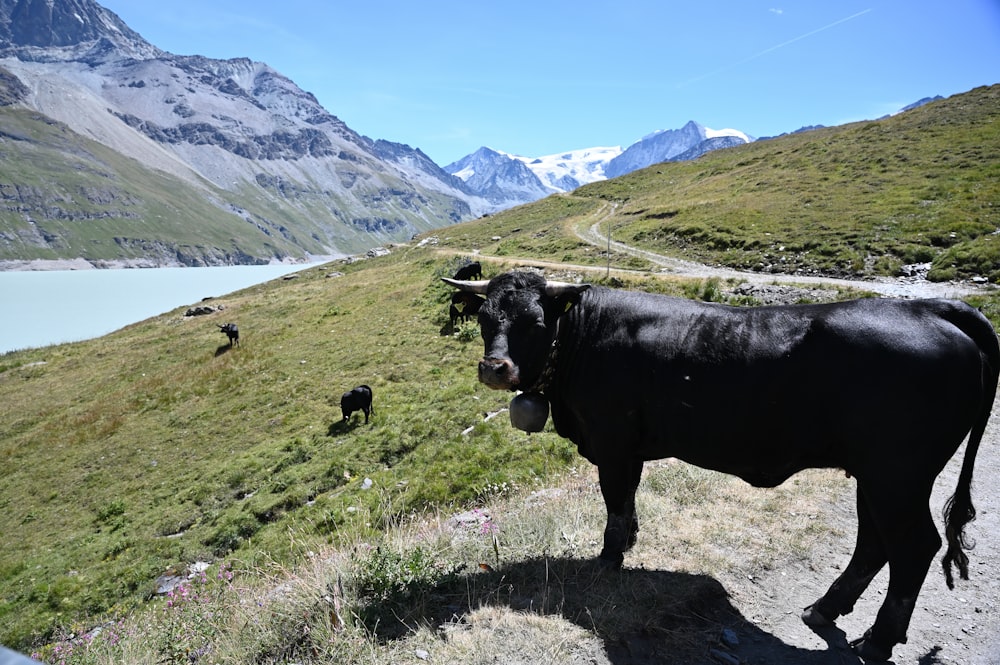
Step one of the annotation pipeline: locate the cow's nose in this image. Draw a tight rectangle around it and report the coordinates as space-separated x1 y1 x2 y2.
478 357 516 389
480 357 509 375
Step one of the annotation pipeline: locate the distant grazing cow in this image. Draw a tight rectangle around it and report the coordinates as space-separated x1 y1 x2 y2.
341 385 374 424
449 291 485 327
217 323 239 347
445 270 1000 661
453 261 482 281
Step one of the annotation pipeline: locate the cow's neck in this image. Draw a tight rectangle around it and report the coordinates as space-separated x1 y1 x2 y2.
524 316 564 394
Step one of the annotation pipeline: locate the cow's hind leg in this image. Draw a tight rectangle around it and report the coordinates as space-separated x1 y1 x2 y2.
811 481 942 661
597 458 643 566
859 497 941 661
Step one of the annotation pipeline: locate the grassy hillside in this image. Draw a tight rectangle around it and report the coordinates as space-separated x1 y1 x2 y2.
436 84 1000 283
2 83 1000 657
0 107 327 264
0 105 464 266
0 247 584 646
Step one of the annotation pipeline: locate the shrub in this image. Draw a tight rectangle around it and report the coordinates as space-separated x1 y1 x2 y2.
351 545 464 633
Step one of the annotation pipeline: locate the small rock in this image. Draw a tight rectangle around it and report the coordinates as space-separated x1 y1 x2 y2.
709 648 739 665
154 574 184 595
184 305 222 317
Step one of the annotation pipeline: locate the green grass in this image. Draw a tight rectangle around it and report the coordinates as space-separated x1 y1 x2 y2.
27 463 850 665
0 250 580 647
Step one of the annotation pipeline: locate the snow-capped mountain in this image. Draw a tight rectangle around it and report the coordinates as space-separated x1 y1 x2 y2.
605 120 752 178
447 121 752 209
445 147 555 208
515 146 622 192
445 145 624 208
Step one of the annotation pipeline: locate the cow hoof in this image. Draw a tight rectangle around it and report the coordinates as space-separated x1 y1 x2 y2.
849 633 891 662
597 552 624 570
801 604 834 628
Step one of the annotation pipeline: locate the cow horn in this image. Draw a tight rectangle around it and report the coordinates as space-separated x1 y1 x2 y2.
544 281 591 297
442 277 489 294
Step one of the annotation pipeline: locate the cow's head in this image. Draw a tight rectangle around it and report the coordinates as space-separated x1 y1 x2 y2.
444 271 590 391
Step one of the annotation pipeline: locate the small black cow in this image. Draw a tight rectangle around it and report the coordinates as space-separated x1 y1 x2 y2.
453 261 482 281
341 385 374 424
217 323 239 347
446 270 1000 661
449 291 485 327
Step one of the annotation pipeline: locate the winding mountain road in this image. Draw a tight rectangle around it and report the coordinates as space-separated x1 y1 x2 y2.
575 204 989 300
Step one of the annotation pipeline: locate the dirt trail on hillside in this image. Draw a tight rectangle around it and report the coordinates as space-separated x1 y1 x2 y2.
441 202 991 300
575 211 988 300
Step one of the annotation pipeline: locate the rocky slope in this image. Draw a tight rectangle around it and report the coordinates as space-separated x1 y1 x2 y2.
0 0 487 267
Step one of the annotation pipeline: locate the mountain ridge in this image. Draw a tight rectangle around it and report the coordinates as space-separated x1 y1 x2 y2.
0 0 487 267
0 0 959 268
444 120 756 208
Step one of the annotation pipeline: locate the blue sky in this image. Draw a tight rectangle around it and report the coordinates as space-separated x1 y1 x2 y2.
99 1 1000 167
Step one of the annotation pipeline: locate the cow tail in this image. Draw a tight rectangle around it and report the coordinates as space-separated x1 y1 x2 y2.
942 307 1000 589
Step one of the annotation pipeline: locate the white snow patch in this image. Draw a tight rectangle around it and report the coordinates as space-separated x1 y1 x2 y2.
452 166 476 181
508 146 623 192
705 126 753 143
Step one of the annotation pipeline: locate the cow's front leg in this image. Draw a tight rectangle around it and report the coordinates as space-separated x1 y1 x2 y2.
803 484 886 627
597 458 643 566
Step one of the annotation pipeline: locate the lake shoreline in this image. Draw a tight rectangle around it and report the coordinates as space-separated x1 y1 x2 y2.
0 254 340 272
0 261 332 354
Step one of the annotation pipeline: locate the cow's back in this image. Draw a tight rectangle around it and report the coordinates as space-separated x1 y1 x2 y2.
549 290 994 483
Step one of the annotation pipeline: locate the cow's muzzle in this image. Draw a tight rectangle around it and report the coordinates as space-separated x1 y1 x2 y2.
478 357 518 390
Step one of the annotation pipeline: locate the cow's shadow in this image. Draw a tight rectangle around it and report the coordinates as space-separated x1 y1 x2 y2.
214 344 235 357
354 555 924 664
327 417 367 435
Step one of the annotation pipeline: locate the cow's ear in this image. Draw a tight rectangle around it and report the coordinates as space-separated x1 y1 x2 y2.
442 277 489 294
545 282 590 313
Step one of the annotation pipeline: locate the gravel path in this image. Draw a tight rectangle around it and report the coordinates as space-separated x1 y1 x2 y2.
580 218 988 300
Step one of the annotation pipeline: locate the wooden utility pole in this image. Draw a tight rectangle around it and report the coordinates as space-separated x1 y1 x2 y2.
606 218 612 278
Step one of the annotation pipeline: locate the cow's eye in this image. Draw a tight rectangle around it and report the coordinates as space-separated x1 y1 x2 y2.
513 318 547 343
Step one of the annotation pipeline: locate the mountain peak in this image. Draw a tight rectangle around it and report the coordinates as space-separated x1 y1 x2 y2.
445 146 553 208
0 0 159 58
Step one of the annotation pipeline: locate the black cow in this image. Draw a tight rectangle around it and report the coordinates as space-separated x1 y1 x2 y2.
449 291 485 327
453 261 482 281
217 323 239 347
341 385 374 424
446 270 999 661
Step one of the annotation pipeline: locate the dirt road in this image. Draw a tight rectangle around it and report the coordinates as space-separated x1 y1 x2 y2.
577 217 988 300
